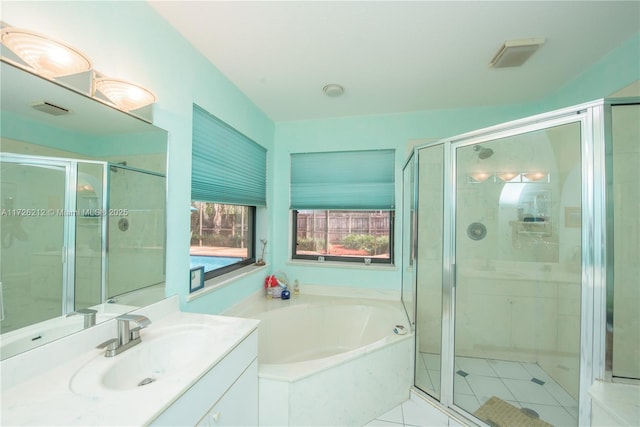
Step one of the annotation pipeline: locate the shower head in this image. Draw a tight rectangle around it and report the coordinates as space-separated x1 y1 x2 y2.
109 161 127 172
474 145 494 159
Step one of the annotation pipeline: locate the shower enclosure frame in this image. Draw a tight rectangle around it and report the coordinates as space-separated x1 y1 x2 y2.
0 153 108 316
405 98 634 426
1 152 168 318
103 162 167 303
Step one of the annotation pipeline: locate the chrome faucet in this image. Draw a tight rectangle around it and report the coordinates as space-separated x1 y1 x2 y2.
97 314 151 357
66 308 97 328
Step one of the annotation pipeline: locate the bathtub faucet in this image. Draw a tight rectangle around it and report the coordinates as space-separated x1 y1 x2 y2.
96 314 151 357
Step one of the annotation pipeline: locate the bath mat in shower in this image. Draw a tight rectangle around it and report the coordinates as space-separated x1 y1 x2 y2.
474 397 553 427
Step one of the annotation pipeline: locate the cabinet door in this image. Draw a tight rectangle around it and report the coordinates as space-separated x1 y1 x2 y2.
197 360 258 427
150 331 257 426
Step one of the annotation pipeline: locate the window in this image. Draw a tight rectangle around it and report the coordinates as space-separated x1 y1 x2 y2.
190 202 255 279
290 149 396 264
293 210 393 263
191 104 266 280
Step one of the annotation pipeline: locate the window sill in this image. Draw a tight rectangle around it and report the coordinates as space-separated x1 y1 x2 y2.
286 259 397 271
186 263 267 302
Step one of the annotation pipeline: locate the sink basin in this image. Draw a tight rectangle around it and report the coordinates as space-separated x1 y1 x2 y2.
70 324 214 394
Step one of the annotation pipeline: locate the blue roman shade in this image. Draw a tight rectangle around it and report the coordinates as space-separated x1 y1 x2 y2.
290 149 395 210
191 105 267 206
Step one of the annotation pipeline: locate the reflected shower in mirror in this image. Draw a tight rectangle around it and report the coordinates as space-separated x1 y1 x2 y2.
0 59 168 360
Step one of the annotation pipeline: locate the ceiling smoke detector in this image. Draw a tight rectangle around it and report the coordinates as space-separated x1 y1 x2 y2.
323 84 344 97
490 38 546 68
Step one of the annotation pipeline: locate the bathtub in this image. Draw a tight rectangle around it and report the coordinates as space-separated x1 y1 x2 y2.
226 292 413 426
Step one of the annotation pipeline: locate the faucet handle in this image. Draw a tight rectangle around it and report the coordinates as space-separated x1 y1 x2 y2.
130 326 143 340
96 338 119 350
97 337 120 358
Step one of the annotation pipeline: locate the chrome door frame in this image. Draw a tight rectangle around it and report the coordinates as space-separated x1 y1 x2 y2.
411 99 609 426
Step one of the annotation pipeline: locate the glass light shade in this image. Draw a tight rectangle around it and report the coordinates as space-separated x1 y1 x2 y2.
468 172 492 183
496 172 521 182
523 172 549 182
95 78 156 112
0 28 92 78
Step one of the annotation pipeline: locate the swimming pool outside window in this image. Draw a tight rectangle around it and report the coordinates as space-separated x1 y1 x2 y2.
190 104 266 281
190 202 255 279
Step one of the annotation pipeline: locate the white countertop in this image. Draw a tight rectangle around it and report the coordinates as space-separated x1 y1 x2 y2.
1 299 259 426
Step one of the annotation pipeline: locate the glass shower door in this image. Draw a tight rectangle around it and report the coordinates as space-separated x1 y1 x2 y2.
610 103 640 380
0 158 68 333
106 165 166 300
414 144 445 399
452 122 582 426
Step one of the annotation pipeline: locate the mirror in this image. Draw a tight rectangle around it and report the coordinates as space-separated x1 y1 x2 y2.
0 59 168 359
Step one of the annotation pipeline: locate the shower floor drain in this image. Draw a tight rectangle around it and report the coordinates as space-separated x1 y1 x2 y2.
520 407 540 418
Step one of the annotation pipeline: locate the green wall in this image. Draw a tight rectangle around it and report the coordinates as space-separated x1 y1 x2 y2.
2 1 275 313
270 31 640 293
2 0 638 313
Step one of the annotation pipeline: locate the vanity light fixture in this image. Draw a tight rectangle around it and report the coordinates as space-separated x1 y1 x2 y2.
469 171 549 183
523 172 549 182
495 172 520 182
0 27 92 78
77 184 95 192
468 172 492 183
94 78 157 112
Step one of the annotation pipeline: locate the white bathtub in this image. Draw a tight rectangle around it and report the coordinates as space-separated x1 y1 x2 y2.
227 292 413 426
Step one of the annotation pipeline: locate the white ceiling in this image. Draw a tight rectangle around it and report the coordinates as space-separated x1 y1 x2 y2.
149 1 640 122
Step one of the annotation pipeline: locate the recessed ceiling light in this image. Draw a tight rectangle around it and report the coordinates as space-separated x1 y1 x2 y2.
490 38 546 68
323 84 344 97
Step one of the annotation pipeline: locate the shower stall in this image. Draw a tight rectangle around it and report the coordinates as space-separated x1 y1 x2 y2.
402 98 639 426
0 153 166 335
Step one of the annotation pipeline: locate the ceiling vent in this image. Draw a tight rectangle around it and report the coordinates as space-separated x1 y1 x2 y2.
31 101 70 116
490 38 546 68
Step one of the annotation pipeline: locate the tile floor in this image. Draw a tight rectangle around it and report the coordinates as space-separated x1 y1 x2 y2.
364 394 463 427
415 353 579 426
364 355 580 426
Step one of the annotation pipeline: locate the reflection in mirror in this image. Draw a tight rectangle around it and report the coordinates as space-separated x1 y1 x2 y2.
0 59 168 359
106 164 166 303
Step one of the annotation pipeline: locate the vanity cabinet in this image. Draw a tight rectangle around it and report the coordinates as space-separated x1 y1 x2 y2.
196 359 258 426
150 330 258 427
